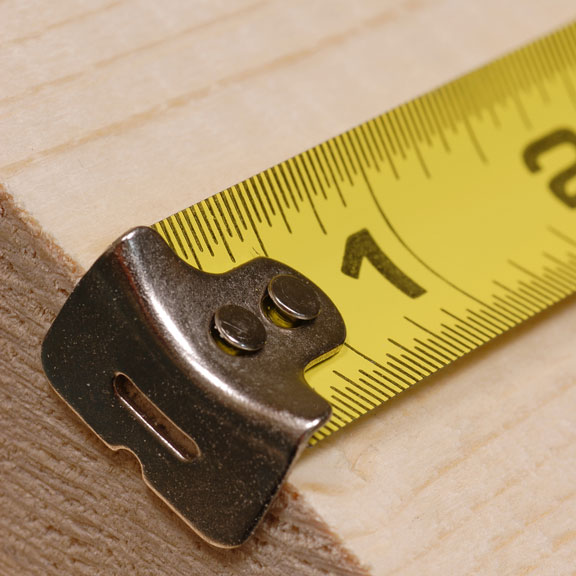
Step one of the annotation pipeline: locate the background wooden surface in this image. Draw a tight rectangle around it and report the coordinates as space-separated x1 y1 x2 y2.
2 1 576 574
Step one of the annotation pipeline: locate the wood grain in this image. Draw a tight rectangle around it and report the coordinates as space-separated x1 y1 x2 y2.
1 1 576 574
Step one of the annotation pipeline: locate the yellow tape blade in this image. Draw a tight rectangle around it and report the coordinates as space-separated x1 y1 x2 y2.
155 22 576 444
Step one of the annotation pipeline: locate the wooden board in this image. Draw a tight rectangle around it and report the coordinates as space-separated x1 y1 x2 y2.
1 1 576 573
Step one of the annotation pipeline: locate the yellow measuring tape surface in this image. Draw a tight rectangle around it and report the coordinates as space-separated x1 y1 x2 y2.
154 22 576 444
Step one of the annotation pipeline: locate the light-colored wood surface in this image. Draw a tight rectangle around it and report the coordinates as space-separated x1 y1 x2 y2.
2 1 576 574
4 0 576 268
294 300 576 573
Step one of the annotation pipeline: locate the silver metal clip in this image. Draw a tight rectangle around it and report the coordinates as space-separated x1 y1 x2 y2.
41 227 345 548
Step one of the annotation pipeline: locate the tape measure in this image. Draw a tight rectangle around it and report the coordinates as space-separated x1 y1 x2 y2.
154 22 576 445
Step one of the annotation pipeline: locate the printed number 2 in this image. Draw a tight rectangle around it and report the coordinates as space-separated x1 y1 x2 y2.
523 128 576 208
341 229 426 298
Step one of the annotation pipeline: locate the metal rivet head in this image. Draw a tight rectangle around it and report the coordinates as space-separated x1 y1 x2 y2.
213 304 266 352
266 275 321 324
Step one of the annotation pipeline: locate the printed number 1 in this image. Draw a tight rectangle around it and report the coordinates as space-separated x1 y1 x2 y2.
341 229 426 298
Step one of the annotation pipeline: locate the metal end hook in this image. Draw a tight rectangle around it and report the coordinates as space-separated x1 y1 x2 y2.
42 226 346 547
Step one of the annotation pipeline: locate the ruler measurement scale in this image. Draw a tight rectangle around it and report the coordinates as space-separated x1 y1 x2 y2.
155 23 576 444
